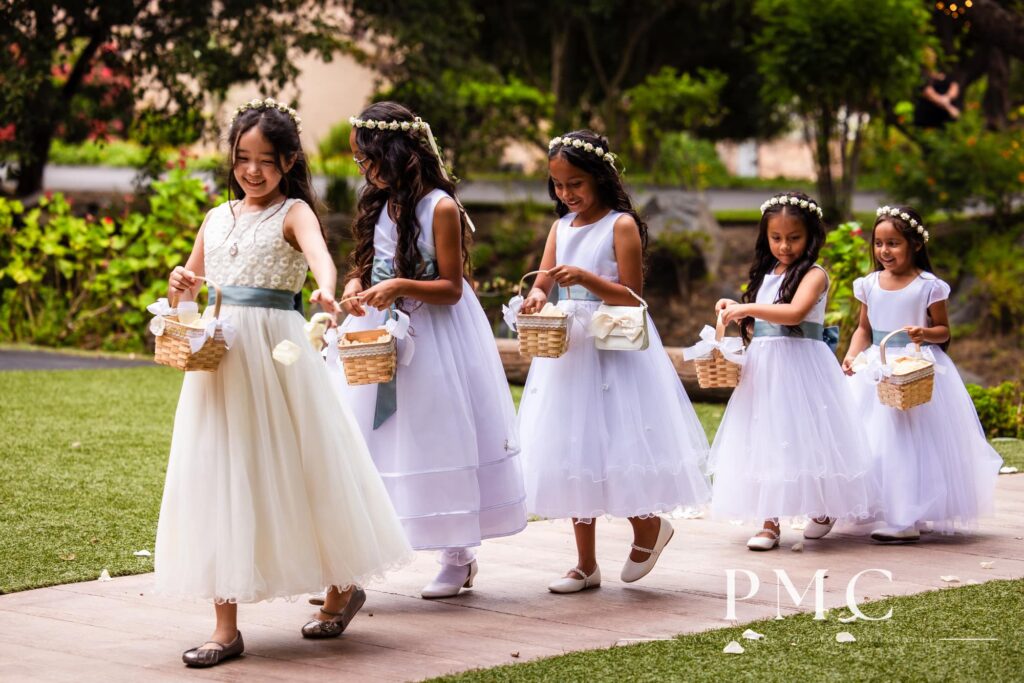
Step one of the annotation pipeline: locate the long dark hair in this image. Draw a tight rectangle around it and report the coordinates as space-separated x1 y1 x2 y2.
224 105 323 238
871 205 933 273
347 101 471 288
740 191 827 342
547 130 649 256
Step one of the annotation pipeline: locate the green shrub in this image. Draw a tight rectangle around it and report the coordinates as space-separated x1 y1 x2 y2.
966 382 1024 439
821 220 873 357
966 232 1024 336
650 132 731 190
0 167 212 350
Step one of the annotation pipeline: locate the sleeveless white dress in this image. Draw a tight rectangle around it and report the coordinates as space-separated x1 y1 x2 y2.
709 265 879 522
847 271 1001 532
155 198 412 603
518 210 711 520
330 189 527 552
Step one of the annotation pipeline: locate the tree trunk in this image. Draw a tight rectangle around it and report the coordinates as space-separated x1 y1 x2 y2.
969 0 1024 62
981 47 1010 131
808 108 840 224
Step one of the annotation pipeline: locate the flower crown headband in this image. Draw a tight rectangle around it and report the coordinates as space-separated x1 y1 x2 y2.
348 114 476 232
760 194 824 219
548 135 618 168
230 98 302 133
876 206 929 242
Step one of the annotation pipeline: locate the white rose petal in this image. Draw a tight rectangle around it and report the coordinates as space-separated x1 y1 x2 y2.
791 542 804 552
742 629 764 641
836 632 856 643
980 561 995 569
723 640 745 654
98 568 113 582
967 579 981 585
133 550 152 557
940 575 960 583
999 466 1018 474
272 340 302 366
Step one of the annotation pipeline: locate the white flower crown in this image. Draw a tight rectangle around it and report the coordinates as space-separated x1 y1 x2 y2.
876 206 930 242
759 194 824 219
349 115 432 133
549 136 617 167
230 98 302 133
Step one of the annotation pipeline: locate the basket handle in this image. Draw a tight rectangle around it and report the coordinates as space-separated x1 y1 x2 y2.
878 328 921 366
516 269 548 297
714 312 728 342
169 276 222 321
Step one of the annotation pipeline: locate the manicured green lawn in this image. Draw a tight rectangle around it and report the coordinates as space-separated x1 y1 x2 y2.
0 367 182 593
432 578 1024 682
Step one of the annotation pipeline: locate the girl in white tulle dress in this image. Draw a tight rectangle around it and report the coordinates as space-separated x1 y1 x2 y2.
712 192 878 551
156 100 411 668
514 131 710 594
842 205 1001 542
330 102 527 600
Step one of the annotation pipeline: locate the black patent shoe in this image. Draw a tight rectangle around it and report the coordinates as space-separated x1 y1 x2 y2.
301 588 366 639
182 631 244 668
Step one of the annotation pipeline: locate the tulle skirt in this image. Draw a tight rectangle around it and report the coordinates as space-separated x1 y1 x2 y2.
709 336 880 522
329 287 527 551
155 305 413 603
847 345 1002 532
518 301 711 520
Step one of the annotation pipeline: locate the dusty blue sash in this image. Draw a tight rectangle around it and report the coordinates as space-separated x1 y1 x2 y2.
556 284 601 302
212 285 296 311
369 256 437 429
753 320 840 353
872 329 930 347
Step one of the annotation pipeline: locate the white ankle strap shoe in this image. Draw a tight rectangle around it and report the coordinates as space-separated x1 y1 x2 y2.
620 516 675 583
548 565 601 594
746 528 780 551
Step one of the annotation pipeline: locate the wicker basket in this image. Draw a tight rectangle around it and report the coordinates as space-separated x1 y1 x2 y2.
153 278 228 372
337 328 398 385
693 317 742 389
876 329 935 410
514 270 569 359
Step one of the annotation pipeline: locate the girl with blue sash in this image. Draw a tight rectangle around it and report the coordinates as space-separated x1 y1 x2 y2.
843 206 1001 542
157 99 411 667
515 131 710 593
711 193 878 550
331 102 527 599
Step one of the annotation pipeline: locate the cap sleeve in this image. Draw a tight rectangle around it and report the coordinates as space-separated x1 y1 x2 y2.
926 276 951 307
853 275 870 304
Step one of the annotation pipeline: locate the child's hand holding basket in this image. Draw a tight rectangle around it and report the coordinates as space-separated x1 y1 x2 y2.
683 314 746 389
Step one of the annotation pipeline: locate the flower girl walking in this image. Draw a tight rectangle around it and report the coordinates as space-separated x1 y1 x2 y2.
711 193 878 550
155 99 411 667
330 102 527 599
514 131 711 592
842 206 1001 542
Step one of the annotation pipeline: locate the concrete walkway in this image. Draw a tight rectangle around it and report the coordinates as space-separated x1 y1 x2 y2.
1 475 1021 682
37 165 888 212
0 349 152 371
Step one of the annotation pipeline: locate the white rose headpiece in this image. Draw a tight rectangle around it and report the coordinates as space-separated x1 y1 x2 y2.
759 194 824 219
876 206 930 243
549 135 618 170
230 98 302 133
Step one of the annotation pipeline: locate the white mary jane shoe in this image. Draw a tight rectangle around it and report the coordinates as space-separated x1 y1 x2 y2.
620 516 675 583
746 528 780 551
548 565 601 594
421 560 478 599
803 517 836 540
870 525 921 543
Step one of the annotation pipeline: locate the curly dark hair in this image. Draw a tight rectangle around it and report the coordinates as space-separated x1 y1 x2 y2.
740 191 827 342
346 101 471 290
871 205 933 273
547 130 649 256
224 105 323 238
